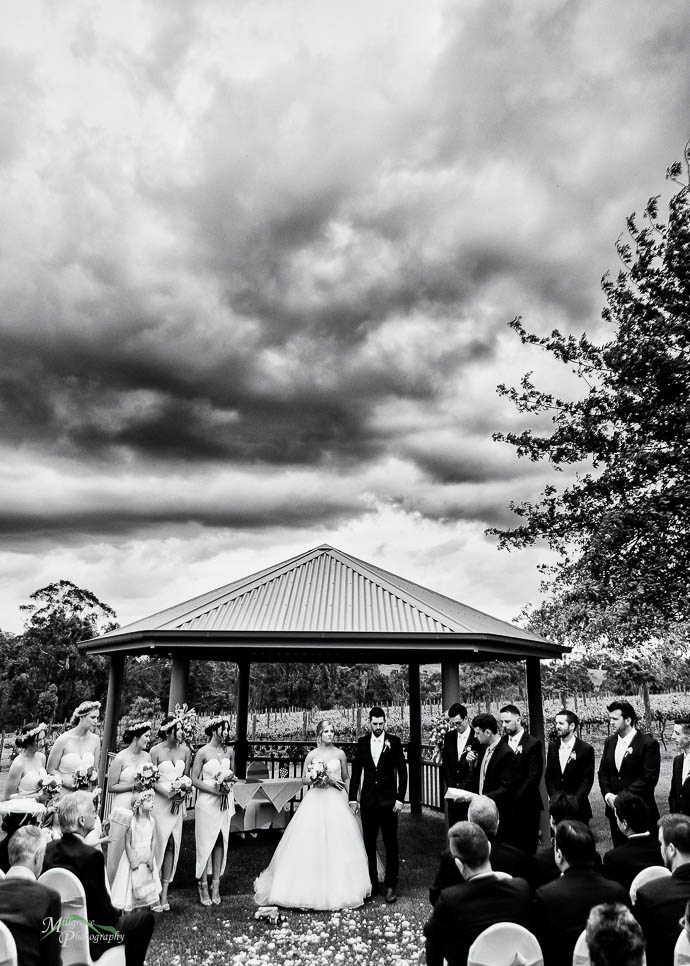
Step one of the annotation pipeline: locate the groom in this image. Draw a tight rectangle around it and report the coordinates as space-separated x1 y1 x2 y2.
349 707 408 902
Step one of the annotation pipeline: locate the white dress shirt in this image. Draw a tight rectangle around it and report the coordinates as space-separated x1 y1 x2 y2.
682 751 690 784
614 728 637 770
370 733 384 767
456 728 470 760
508 728 524 752
559 735 577 773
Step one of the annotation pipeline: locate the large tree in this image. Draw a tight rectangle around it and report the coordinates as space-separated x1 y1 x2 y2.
491 147 690 645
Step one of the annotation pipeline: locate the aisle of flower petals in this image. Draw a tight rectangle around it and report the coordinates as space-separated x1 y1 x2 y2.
166 909 424 966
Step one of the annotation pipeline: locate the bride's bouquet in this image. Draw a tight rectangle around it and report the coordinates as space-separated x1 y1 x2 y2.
169 774 193 814
214 768 236 811
135 762 160 791
307 759 336 789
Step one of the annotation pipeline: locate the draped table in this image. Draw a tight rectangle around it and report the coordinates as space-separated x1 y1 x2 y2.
230 777 304 833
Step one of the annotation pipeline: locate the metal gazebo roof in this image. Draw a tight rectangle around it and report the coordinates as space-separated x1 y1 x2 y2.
82 544 564 663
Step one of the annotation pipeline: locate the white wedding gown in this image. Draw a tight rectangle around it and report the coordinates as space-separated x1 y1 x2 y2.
254 759 371 910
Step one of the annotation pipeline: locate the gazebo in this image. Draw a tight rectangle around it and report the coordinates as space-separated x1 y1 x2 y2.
82 544 567 811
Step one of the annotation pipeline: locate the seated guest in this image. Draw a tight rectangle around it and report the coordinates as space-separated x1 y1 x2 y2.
429 795 530 904
530 791 605 888
43 791 154 966
603 791 665 890
534 819 629 966
0 825 62 966
634 813 690 966
424 821 531 966
586 902 646 966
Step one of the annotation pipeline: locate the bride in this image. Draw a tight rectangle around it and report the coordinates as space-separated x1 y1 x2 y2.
254 718 371 910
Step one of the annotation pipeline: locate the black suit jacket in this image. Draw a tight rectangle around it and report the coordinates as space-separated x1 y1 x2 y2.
634 862 690 966
602 832 665 890
424 873 532 966
0 874 62 966
348 732 407 809
544 736 595 822
44 831 121 958
429 841 531 905
535 867 630 966
529 842 603 890
441 727 480 791
598 730 661 820
462 740 518 833
669 754 690 815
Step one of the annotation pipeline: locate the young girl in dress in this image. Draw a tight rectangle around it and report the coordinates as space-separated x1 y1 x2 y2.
110 789 162 912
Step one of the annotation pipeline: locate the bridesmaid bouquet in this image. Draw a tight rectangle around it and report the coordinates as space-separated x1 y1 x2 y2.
73 765 98 791
38 774 63 800
214 768 237 811
136 762 160 790
169 774 193 814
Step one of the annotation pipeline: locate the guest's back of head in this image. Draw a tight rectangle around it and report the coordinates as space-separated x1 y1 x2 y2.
555 819 597 868
467 796 499 841
8 826 45 870
448 821 490 874
586 903 645 966
614 791 650 835
57 791 94 834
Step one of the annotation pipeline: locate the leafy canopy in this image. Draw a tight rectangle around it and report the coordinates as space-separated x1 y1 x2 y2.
491 146 690 644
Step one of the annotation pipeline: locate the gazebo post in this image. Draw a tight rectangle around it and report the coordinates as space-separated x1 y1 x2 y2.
235 659 250 779
100 654 124 785
441 661 461 708
526 656 551 842
168 655 190 713
408 659 422 815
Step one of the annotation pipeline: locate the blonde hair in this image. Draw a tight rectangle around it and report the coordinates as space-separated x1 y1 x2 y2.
315 719 335 745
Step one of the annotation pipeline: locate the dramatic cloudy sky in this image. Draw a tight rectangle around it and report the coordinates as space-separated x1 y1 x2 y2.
1 0 687 633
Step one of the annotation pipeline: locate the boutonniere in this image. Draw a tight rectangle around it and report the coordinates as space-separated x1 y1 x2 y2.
384 739 391 752
514 745 523 755
567 752 577 764
624 747 633 758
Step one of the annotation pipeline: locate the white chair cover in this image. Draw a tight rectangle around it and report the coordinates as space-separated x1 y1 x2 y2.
675 929 690 965
38 868 125 966
0 921 17 966
572 929 591 966
468 922 544 966
629 865 671 904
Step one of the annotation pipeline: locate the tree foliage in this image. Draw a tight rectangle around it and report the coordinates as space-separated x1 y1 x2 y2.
491 147 690 644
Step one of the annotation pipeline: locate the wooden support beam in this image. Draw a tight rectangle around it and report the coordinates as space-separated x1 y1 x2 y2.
408 659 422 815
168 655 190 713
235 659 250 778
100 654 124 788
441 661 461 708
526 656 550 844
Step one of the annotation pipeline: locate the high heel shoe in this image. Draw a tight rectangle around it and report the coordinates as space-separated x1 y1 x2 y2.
211 879 221 905
197 879 211 906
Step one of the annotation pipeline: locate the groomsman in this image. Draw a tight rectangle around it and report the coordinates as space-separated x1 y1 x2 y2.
544 709 595 824
448 713 517 835
441 703 480 825
669 720 690 815
598 700 660 847
499 704 544 854
349 706 408 903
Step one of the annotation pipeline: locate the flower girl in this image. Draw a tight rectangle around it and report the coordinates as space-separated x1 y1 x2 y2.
110 789 162 912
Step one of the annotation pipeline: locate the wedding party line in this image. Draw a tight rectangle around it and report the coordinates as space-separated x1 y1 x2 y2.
3 694 690 965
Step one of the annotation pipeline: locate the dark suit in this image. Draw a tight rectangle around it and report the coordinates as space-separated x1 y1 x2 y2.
424 873 532 966
429 840 531 905
529 842 603 890
602 832 665 890
0 872 62 966
442 727 480 825
349 731 407 890
44 831 154 966
544 737 595 823
634 862 690 966
669 754 690 815
461 739 517 836
534 867 630 966
500 732 543 854
598 730 661 846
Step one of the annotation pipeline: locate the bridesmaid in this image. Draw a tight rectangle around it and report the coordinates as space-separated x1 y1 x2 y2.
192 716 235 906
150 714 192 911
3 722 48 799
47 700 101 792
106 720 152 883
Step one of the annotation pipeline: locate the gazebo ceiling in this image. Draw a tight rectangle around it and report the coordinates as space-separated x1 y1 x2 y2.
81 544 566 662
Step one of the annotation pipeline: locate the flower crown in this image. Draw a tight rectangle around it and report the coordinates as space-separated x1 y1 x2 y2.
206 715 230 732
73 700 101 718
126 720 152 735
131 790 154 811
20 722 47 742
159 717 182 733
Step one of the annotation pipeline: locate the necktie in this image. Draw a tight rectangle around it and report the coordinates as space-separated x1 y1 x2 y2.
479 745 494 794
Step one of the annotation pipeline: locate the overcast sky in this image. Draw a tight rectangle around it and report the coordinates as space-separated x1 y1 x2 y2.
1 0 687 634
